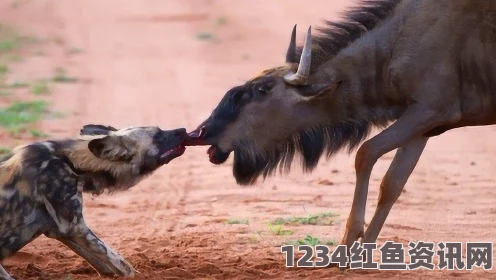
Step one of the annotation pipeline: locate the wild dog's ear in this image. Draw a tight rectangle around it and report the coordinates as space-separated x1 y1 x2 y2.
88 136 134 161
80 124 118 136
296 81 342 98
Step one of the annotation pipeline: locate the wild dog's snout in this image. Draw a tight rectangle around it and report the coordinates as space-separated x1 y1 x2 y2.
172 128 187 139
155 128 187 165
160 128 187 143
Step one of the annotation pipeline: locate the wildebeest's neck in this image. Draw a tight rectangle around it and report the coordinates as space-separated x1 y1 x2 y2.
231 0 411 185
319 0 410 124
233 29 407 185
295 0 403 73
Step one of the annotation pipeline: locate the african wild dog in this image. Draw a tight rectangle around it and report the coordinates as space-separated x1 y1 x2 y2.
186 0 496 254
0 125 186 279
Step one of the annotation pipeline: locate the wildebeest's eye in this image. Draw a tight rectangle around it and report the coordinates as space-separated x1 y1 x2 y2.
256 86 267 94
256 80 275 94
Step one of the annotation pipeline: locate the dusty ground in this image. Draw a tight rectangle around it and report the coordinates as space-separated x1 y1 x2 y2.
1 0 496 279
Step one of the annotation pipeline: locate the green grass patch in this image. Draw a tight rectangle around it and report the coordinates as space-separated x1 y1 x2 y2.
271 212 338 226
66 47 84 55
6 54 22 62
7 80 29 88
216 16 227 26
49 111 66 119
0 147 11 155
226 218 249 225
247 235 259 244
31 80 50 95
0 64 8 75
267 224 294 236
0 24 44 91
196 32 214 41
29 129 48 138
0 24 40 55
52 68 78 83
285 235 336 247
0 38 17 53
0 100 49 134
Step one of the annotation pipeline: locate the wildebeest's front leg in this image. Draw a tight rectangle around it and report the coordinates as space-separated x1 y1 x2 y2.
0 265 13 280
361 137 428 243
342 107 441 248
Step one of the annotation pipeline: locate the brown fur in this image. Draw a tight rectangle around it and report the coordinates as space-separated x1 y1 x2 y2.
189 0 496 259
247 65 294 82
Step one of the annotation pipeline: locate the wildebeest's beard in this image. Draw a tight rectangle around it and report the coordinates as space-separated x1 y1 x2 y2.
231 120 372 185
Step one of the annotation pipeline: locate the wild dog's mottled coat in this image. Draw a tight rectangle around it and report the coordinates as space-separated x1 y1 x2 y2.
0 125 186 279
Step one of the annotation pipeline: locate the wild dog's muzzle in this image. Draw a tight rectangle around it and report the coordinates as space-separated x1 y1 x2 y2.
158 128 187 164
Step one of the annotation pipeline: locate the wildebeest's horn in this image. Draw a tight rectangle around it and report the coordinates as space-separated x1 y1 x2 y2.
285 24 297 63
284 26 312 85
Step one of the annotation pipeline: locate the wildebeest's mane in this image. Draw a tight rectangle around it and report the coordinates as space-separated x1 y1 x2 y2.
233 120 387 185
231 0 402 184
295 0 402 72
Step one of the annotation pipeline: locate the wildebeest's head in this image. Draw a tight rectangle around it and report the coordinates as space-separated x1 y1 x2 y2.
77 124 187 176
186 26 367 185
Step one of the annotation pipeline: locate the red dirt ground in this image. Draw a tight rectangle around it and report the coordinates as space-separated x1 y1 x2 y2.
1 0 496 279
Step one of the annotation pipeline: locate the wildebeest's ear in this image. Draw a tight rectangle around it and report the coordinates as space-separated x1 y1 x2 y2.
297 81 342 98
88 136 133 161
80 124 118 136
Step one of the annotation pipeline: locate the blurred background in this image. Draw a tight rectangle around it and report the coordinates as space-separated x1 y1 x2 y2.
1 1 495 279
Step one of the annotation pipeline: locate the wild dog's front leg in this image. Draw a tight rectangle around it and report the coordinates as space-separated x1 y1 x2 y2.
42 183 136 277
342 108 440 248
0 265 14 280
51 225 136 277
361 137 428 244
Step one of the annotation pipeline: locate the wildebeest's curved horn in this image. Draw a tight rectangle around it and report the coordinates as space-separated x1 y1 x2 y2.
284 26 312 85
285 24 297 63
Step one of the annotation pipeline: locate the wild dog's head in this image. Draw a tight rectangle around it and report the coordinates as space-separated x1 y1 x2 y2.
65 124 187 194
79 124 187 174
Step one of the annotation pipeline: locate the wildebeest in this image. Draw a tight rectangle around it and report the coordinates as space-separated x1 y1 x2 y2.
0 125 186 279
186 0 496 250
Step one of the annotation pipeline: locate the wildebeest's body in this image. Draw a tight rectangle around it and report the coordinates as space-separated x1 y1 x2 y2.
0 125 186 279
186 0 496 254
318 0 496 135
